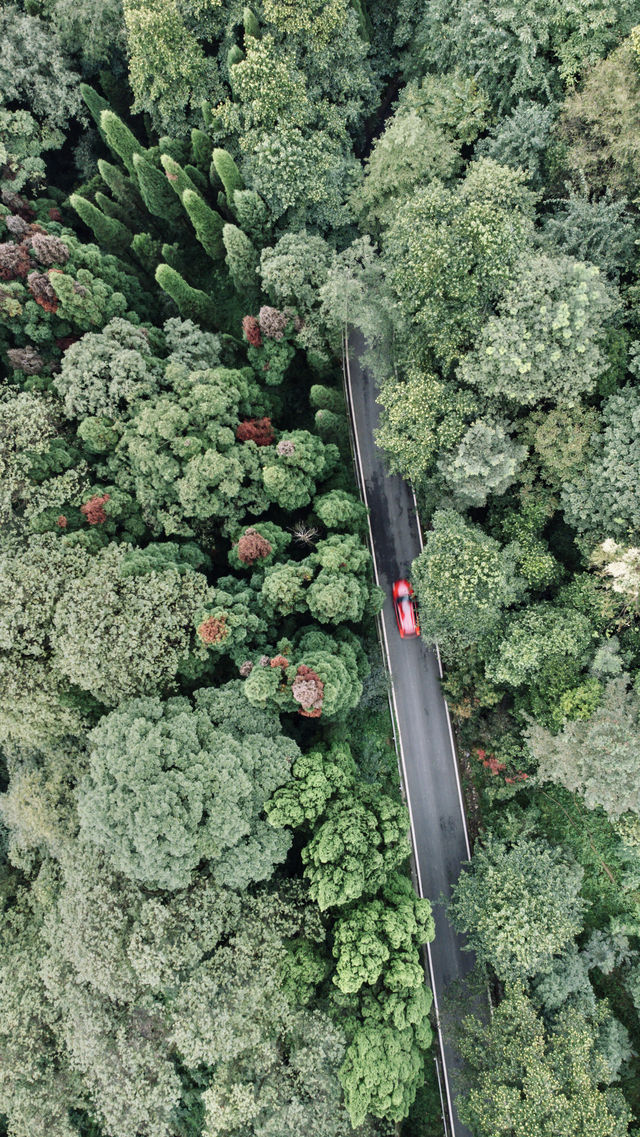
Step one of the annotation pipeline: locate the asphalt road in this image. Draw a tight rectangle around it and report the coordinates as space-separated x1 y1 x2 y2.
343 330 475 1137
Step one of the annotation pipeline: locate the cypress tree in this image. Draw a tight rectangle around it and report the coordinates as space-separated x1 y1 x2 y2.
223 223 259 296
233 189 269 242
243 6 261 38
100 110 146 175
132 153 183 223
184 165 209 195
227 45 244 69
80 84 110 135
182 189 225 261
69 194 133 256
131 232 162 276
160 154 201 201
97 160 142 212
190 128 212 174
155 263 217 327
94 192 131 226
212 149 244 209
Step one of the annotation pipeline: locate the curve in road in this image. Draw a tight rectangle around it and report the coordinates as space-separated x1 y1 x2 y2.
343 329 475 1137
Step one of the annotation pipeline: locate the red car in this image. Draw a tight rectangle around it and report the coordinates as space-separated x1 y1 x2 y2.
392 579 420 638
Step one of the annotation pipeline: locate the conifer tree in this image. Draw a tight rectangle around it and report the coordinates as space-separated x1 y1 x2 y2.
160 153 201 201
181 189 225 260
69 194 132 256
190 127 211 173
243 6 260 39
212 148 244 209
132 153 183 222
223 223 259 296
155 263 216 326
80 82 110 134
100 109 146 174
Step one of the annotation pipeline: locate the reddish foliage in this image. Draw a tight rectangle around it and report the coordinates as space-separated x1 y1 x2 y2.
29 232 69 266
236 417 275 447
474 748 528 783
1 190 35 220
27 270 58 312
56 515 68 528
258 305 287 341
197 615 229 644
236 527 273 565
166 172 178 182
6 346 44 374
80 493 110 525
270 655 290 669
292 664 324 716
242 315 262 347
239 660 254 677
48 208 63 222
0 243 31 281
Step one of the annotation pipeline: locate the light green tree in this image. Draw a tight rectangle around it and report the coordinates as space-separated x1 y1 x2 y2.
411 510 521 650
527 677 640 818
438 419 527 507
459 254 619 407
383 160 536 367
78 693 294 890
457 985 632 1136
451 836 586 981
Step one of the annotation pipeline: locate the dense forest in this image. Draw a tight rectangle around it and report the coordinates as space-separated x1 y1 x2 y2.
1 1 640 1135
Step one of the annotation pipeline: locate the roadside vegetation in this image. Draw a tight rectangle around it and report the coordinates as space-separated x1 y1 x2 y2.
1 2 639 1136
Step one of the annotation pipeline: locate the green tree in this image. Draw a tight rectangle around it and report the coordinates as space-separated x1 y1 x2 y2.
51 541 216 706
527 677 640 818
411 510 521 650
560 37 640 196
483 602 594 691
457 985 632 1136
561 385 640 541
438 419 527 507
459 253 619 407
405 0 638 113
262 431 338 512
540 188 638 280
53 317 159 418
78 693 294 890
339 1018 430 1127
451 836 587 981
332 873 434 994
475 100 560 191
375 364 479 486
314 490 368 533
383 160 536 367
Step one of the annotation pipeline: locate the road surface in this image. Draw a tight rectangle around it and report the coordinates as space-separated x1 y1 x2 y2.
343 330 475 1137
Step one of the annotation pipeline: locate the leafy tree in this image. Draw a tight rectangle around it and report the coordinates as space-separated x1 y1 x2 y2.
411 510 521 650
405 0 639 113
110 362 269 536
262 431 339 511
561 385 640 541
459 253 619 407
475 100 560 191
457 984 632 1136
53 317 160 418
301 788 409 910
560 37 640 196
383 160 536 367
0 6 83 163
540 188 639 279
376 364 478 486
266 743 357 829
451 836 587 980
527 677 640 818
523 402 601 490
339 1017 430 1128
259 230 333 315
314 490 368 533
123 0 223 135
354 103 461 234
483 601 593 691
50 540 216 706
437 420 527 507
332 873 434 994
78 693 294 890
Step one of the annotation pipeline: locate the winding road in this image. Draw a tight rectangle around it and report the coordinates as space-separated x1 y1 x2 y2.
343 330 475 1137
